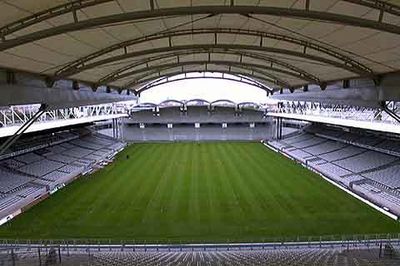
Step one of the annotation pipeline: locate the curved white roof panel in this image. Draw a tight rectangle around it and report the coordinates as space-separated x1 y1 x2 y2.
0 0 399 94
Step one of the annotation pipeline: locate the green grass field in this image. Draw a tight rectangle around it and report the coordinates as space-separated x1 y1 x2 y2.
0 142 398 243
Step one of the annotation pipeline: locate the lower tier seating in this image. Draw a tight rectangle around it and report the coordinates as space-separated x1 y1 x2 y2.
0 132 126 219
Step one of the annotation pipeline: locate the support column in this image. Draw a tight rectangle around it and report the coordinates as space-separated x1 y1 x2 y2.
112 118 119 139
119 118 123 140
275 117 283 140
0 104 47 156
116 118 119 139
111 119 115 138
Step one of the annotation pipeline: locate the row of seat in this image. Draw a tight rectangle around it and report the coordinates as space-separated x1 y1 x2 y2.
0 132 126 219
309 126 400 157
268 128 400 216
11 247 392 266
122 125 270 142
128 106 267 124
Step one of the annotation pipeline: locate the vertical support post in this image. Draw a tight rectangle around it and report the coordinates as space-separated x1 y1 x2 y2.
11 248 15 266
38 247 41 266
112 118 116 138
113 118 119 139
277 117 281 139
115 118 121 139
58 245 62 263
275 117 283 140
115 118 118 139
113 118 115 138
88 246 91 264
119 118 123 140
111 119 114 138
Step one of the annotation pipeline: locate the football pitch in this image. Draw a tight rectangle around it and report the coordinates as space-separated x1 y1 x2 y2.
0 142 398 243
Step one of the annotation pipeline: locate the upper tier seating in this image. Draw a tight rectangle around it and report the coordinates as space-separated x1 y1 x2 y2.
15 153 42 164
333 151 397 173
318 146 365 162
290 137 325 149
363 165 400 189
45 153 76 164
0 170 32 193
308 125 400 157
128 106 267 124
0 130 79 161
47 145 67 154
63 147 94 158
123 124 270 142
303 141 346 155
375 139 400 155
71 139 104 150
1 159 25 169
19 159 64 177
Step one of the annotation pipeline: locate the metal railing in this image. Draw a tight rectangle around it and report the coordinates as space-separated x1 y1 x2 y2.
0 234 400 265
1 233 400 248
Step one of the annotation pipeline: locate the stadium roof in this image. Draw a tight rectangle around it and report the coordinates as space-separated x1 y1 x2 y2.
0 0 400 95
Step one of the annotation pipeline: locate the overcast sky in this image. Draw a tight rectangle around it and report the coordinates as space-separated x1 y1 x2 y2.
139 78 270 104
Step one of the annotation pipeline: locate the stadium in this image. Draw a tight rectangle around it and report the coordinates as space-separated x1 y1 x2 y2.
1 0 400 265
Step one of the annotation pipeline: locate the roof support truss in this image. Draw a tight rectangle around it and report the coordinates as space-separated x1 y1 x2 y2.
98 49 320 85
0 0 114 41
343 0 400 19
102 59 316 86
1 5 400 52
59 44 366 82
55 28 373 78
119 60 291 88
134 71 273 94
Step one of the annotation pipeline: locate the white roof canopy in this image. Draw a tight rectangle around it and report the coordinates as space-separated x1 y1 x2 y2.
0 0 399 94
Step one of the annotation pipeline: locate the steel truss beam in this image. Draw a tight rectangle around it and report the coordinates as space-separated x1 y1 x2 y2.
381 101 400 123
0 0 114 41
102 60 310 86
56 28 372 78
343 0 400 18
129 64 285 88
1 0 398 40
131 63 288 88
1 5 400 52
57 44 368 86
131 71 274 94
98 49 320 85
135 76 268 95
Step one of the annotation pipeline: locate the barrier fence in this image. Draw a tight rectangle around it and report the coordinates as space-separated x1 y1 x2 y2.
1 234 400 265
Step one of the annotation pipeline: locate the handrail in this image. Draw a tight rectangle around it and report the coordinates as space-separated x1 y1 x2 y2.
0 233 399 247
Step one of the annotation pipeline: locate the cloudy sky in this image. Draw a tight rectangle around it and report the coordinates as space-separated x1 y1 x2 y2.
139 78 270 104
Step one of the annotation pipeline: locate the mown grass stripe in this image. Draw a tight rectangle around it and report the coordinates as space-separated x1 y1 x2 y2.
0 142 398 242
